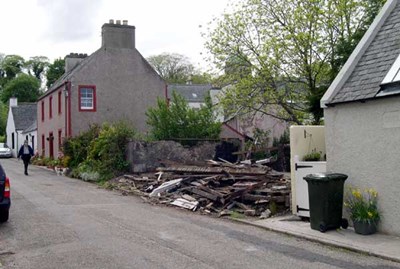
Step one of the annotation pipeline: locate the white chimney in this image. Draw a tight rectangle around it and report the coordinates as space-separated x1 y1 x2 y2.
123 20 128 25
109 19 114 24
116 20 121 25
9 97 17 107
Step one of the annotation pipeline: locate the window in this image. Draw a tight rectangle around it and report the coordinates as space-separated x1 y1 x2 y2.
58 91 62 115
49 96 53 118
11 133 15 149
41 101 45 121
41 135 45 156
79 86 96 112
58 129 62 148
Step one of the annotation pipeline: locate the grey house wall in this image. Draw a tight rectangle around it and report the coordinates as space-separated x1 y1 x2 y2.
37 21 165 157
70 47 165 135
324 97 400 236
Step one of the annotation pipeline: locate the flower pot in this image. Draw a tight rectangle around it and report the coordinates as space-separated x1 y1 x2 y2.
353 220 378 235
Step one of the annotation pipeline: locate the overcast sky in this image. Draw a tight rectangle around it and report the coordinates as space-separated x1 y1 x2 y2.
0 0 232 70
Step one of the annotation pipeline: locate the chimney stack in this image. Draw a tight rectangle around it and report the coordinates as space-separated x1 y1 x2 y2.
102 19 135 49
65 53 88 73
9 97 17 108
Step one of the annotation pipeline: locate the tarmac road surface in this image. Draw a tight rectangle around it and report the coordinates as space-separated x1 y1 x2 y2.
0 158 399 269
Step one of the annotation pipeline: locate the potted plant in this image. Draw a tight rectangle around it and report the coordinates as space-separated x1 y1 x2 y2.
344 186 380 235
303 149 322 161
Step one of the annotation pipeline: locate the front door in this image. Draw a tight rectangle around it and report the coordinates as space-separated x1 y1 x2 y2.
49 132 54 158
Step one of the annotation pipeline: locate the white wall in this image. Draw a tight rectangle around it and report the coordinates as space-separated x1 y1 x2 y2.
290 126 326 215
21 131 38 154
325 97 400 235
6 108 16 157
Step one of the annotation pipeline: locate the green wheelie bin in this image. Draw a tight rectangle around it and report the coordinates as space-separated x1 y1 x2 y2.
304 173 348 233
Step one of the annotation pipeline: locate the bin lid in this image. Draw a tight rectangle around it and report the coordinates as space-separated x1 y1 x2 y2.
303 172 348 182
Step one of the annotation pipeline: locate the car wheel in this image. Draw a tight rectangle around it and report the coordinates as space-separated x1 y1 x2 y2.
0 210 9 222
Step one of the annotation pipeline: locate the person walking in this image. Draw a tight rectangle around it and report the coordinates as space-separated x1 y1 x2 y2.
18 140 34 175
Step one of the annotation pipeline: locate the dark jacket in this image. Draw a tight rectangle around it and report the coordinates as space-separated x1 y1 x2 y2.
18 145 34 158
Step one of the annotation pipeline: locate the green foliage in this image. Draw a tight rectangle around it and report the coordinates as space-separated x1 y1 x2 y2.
146 91 221 140
1 74 41 103
0 135 5 143
146 52 213 84
204 0 384 125
332 0 386 77
0 55 25 85
63 122 135 182
303 150 321 161
345 186 380 224
86 122 135 181
46 58 65 88
230 211 245 219
0 102 8 136
62 125 101 168
25 56 49 80
273 129 290 147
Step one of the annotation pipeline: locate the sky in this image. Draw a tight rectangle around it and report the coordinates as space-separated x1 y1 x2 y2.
0 0 233 70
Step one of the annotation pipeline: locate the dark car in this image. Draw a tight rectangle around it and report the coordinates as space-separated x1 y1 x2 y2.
0 163 10 222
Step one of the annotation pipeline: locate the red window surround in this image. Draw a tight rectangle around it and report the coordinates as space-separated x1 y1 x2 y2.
78 85 96 112
58 91 62 115
41 101 44 122
58 129 62 148
49 96 53 119
41 134 45 156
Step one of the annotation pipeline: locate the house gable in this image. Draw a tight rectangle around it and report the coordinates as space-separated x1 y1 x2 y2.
321 0 399 107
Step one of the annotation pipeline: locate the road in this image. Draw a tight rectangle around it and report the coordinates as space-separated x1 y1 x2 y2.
0 158 399 269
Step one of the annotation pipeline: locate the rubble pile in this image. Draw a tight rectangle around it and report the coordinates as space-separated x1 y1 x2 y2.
107 160 290 218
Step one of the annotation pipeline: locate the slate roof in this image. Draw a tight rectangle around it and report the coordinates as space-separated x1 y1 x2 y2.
22 119 37 134
11 103 37 131
325 0 400 105
38 50 101 100
168 84 219 103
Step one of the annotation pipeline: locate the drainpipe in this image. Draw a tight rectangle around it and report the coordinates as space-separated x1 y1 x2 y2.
64 81 72 137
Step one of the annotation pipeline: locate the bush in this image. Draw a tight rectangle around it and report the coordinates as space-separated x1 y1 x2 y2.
62 125 101 168
146 91 221 141
62 122 135 182
86 122 135 181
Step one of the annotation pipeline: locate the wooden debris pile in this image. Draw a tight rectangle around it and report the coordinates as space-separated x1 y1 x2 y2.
107 160 290 217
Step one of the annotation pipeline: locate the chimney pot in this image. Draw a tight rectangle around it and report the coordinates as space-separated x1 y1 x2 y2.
109 19 114 24
116 20 121 25
123 20 128 25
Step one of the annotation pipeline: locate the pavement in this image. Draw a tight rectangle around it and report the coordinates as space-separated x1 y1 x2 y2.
233 215 400 263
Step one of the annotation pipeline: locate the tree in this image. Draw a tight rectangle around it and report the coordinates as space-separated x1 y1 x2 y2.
147 53 213 84
46 58 65 88
25 56 49 81
204 0 384 124
331 0 386 76
146 91 221 140
1 74 41 103
0 54 25 89
0 102 8 136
